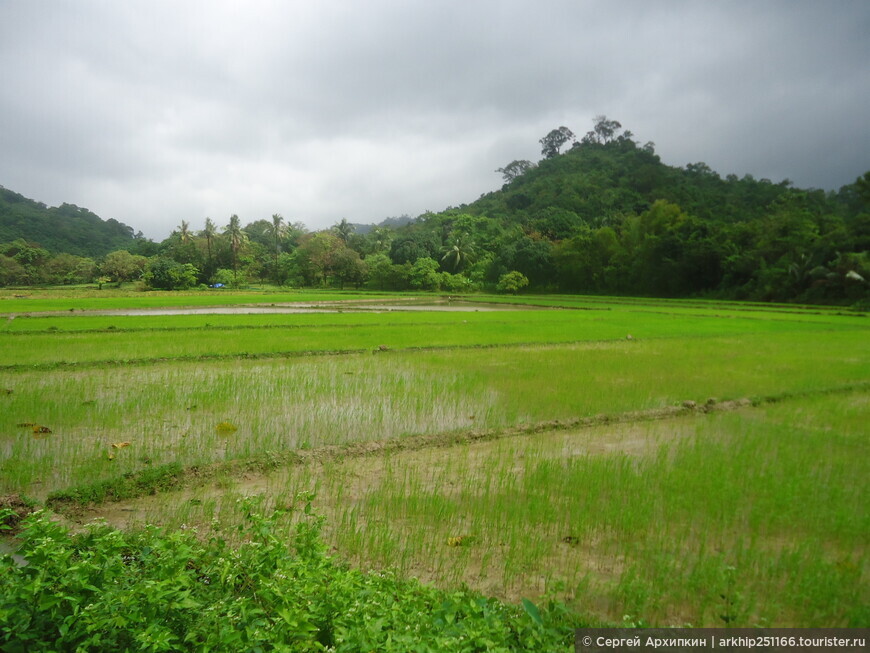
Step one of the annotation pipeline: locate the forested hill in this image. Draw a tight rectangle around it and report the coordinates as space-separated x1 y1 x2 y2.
472 138 797 227
0 118 867 304
383 118 868 303
0 185 137 257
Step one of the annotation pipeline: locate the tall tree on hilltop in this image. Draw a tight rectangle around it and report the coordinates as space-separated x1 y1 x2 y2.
581 115 623 145
496 160 536 183
539 126 575 159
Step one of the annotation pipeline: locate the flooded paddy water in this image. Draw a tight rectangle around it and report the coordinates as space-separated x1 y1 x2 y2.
99 302 523 316
3 298 533 318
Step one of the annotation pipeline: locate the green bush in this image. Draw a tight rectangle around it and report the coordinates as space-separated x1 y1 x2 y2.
440 272 478 293
211 268 243 288
409 257 442 290
143 257 199 290
1 498 580 651
496 271 529 294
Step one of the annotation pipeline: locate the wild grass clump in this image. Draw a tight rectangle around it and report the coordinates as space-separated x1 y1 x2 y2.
46 463 184 512
0 497 580 651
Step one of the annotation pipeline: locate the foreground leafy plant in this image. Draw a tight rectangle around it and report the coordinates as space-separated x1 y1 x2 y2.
0 497 580 651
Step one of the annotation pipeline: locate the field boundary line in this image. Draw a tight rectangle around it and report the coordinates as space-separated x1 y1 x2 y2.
472 295 869 316
0 317 547 337
2 328 868 373
454 298 869 324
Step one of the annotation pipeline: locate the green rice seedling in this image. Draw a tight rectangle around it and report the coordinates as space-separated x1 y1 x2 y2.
0 354 505 496
0 288 396 313
0 320 868 490
2 325 867 498
0 293 866 629
75 393 866 625
2 300 867 367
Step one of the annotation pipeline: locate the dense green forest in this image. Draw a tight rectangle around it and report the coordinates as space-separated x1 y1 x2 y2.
1 117 868 304
0 186 140 257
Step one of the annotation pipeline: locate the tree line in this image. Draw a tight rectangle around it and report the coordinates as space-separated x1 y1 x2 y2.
1 117 868 304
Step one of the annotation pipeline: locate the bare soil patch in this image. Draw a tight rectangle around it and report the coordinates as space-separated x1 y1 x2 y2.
0 494 35 534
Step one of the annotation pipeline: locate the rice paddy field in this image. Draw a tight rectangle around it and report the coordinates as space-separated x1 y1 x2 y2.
1 288 868 627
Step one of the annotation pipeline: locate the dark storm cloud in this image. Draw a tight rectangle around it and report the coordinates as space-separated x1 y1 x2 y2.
0 1 867 239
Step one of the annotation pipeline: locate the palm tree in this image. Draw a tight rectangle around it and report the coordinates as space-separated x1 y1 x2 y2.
264 213 286 281
440 235 475 273
177 220 191 244
201 217 217 264
223 214 246 283
332 218 354 243
200 217 217 281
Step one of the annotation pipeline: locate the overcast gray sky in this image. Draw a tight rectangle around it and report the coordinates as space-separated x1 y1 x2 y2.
1 1 868 240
